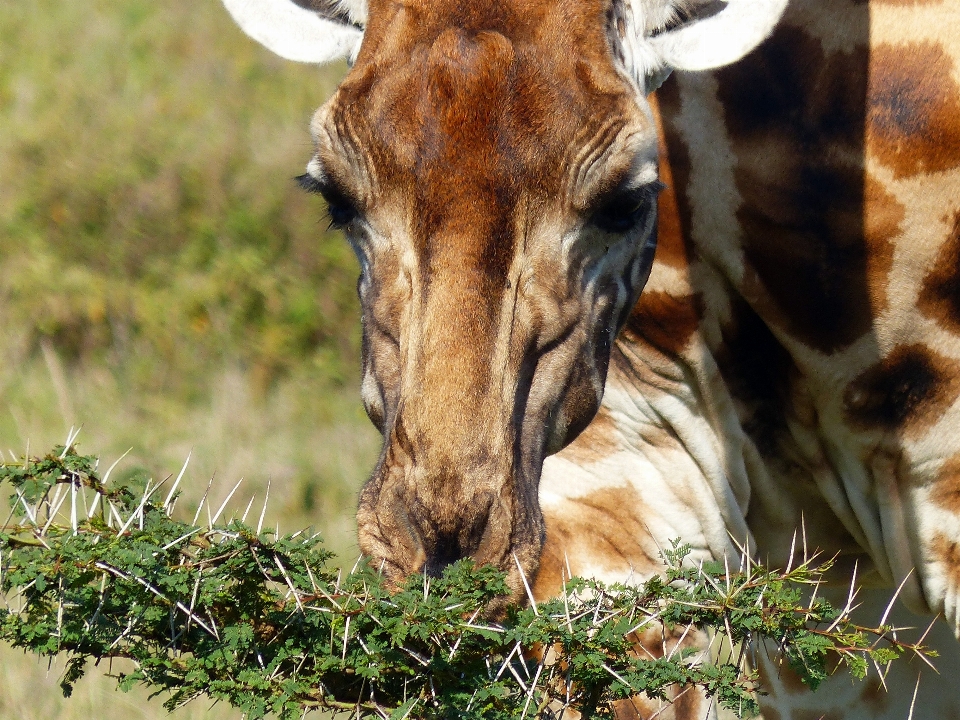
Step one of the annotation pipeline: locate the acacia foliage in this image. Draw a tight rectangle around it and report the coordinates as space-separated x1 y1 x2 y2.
0 447 935 719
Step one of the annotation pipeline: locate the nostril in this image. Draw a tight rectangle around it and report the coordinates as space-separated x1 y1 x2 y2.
424 533 464 578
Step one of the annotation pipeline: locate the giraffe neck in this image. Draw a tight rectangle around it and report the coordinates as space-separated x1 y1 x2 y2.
537 1 960 716
653 0 960 611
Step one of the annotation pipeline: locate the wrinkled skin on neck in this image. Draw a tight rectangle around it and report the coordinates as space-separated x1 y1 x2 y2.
306 0 661 602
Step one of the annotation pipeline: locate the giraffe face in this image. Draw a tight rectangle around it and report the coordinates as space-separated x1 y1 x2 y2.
220 0 788 601
308 0 660 596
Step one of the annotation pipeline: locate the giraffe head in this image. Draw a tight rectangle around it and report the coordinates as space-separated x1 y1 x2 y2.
222 0 786 601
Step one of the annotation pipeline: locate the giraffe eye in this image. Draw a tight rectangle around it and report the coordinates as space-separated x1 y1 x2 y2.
589 180 665 234
326 201 358 229
296 173 359 229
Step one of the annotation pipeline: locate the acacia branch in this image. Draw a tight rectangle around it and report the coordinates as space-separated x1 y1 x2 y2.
0 447 937 719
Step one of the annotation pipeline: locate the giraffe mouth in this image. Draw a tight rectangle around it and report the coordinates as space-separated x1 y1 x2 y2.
356 441 547 607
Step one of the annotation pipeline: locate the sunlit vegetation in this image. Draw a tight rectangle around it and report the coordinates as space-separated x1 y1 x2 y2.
0 448 935 720
1 1 381 717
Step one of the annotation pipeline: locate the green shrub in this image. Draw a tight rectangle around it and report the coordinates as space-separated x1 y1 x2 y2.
0 446 935 719
1 0 359 394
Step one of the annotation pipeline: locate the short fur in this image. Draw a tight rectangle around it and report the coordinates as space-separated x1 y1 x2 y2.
210 0 960 717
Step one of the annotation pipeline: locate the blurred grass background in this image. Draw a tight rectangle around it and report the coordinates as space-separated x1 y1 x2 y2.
0 0 380 716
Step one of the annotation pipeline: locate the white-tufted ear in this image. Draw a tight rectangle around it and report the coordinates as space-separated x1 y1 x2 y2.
614 0 788 93
221 0 365 64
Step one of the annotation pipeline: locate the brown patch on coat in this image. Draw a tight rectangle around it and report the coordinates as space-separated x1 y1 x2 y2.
558 406 621 464
844 344 960 436
863 174 904 312
754 649 812 701
931 533 960 590
918 212 960 335
610 698 649 719
651 77 696 273
714 295 793 454
780 661 814 695
620 291 703 358
868 43 960 179
648 94 694 272
932 455 960 512
535 486 661 598
610 685 706 720
610 626 712 719
657 682 703 720
712 19 875 353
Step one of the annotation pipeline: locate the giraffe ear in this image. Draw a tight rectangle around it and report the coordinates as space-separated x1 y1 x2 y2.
221 0 365 64
615 0 788 92
648 0 788 71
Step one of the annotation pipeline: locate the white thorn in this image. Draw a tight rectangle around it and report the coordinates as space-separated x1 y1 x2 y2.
665 622 692 661
106 500 124 529
879 570 914 628
210 478 243 527
80 478 90 523
163 451 191 513
916 615 938 649
41 487 70 536
513 552 538 616
342 615 351 662
827 560 860 633
17 489 37 525
101 449 131 486
742 533 752 576
240 494 256 525
274 555 304 612
256 480 270 535
70 476 78 533
160 528 202 552
785 529 797 575
61 428 80 458
846 560 859 612
119 481 154 535
192 476 215 527
801 512 809 563
907 674 921 720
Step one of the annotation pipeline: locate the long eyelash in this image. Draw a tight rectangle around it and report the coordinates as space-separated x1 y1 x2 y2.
296 173 325 194
296 172 359 229
617 180 667 206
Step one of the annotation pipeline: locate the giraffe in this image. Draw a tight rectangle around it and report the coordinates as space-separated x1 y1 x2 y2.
533 1 960 717
220 0 960 717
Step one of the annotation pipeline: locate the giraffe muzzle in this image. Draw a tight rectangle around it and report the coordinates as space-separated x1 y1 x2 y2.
356 430 545 605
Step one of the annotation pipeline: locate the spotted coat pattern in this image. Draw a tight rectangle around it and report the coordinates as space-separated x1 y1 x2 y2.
536 1 960 717
221 0 960 716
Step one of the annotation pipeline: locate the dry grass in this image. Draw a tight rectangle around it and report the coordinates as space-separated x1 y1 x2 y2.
1 0 361 390
0 355 380 720
0 357 380 560
0 0 381 717
0 646 242 720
